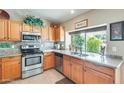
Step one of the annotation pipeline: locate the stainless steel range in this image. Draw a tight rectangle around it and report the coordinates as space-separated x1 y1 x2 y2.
21 44 43 79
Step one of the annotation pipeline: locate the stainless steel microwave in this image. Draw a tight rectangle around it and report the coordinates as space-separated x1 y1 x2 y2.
22 32 41 42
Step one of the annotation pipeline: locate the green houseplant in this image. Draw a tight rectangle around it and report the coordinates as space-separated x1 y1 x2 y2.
23 16 43 27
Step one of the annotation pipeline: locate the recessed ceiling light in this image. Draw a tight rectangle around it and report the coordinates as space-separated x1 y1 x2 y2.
70 10 75 14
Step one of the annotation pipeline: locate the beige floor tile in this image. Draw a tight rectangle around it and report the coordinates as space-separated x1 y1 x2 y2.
8 69 65 84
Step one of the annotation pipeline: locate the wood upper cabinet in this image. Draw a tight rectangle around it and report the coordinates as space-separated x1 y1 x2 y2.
0 19 8 41
59 26 65 41
42 27 49 41
32 26 42 33
63 55 71 79
22 23 32 32
55 25 65 42
84 67 114 84
8 20 22 41
43 53 55 70
1 56 21 82
71 58 83 84
49 27 55 41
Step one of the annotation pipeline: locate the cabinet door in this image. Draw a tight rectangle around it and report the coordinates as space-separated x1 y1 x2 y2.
44 53 55 70
59 26 65 41
0 60 2 82
42 27 49 41
49 27 55 41
22 23 32 32
2 62 11 81
32 26 42 33
11 61 21 79
71 61 83 84
0 19 7 40
63 55 71 78
84 67 114 84
8 20 21 41
55 26 60 42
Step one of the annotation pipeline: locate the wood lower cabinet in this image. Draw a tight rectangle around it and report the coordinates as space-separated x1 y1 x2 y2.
71 58 83 84
63 55 84 83
0 56 21 82
8 20 22 41
0 60 2 82
11 60 21 80
63 55 71 79
63 54 115 84
84 67 114 84
0 19 8 41
84 61 114 84
44 53 55 70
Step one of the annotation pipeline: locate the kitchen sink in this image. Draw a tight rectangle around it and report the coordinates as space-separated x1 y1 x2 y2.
71 52 89 57
76 53 89 57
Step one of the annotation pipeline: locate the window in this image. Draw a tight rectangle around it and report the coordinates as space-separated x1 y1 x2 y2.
70 30 106 54
86 31 106 54
71 33 85 51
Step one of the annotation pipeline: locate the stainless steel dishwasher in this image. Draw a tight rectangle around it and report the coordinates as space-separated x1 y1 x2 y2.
55 53 63 73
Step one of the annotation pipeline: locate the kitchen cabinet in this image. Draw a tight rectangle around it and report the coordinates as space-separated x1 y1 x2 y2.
8 20 22 41
32 26 42 33
63 54 115 84
0 59 2 82
71 57 83 84
50 25 65 42
22 23 32 32
55 25 65 42
49 27 55 41
0 56 21 82
63 55 71 79
42 27 49 41
84 67 114 84
0 19 8 41
63 55 84 83
44 53 55 70
84 62 114 84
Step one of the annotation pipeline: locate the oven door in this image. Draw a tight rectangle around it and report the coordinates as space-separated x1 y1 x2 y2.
22 54 43 71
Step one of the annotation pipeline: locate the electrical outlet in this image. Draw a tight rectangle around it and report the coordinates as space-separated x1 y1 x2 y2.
112 47 117 52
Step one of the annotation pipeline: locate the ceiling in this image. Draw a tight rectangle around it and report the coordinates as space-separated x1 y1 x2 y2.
5 9 91 23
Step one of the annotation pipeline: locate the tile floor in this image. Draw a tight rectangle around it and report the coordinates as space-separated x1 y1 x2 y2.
8 69 65 84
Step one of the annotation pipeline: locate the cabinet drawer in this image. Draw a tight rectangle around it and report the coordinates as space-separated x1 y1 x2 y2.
71 57 83 65
63 55 71 61
84 62 114 77
2 56 21 62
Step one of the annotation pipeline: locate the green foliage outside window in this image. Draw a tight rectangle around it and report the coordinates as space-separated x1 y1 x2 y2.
87 36 102 53
72 34 85 49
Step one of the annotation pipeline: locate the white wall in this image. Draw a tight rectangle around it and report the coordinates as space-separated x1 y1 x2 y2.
62 9 124 56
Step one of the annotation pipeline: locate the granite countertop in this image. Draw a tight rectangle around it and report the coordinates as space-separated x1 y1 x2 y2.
0 48 22 58
0 53 22 58
44 49 124 69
